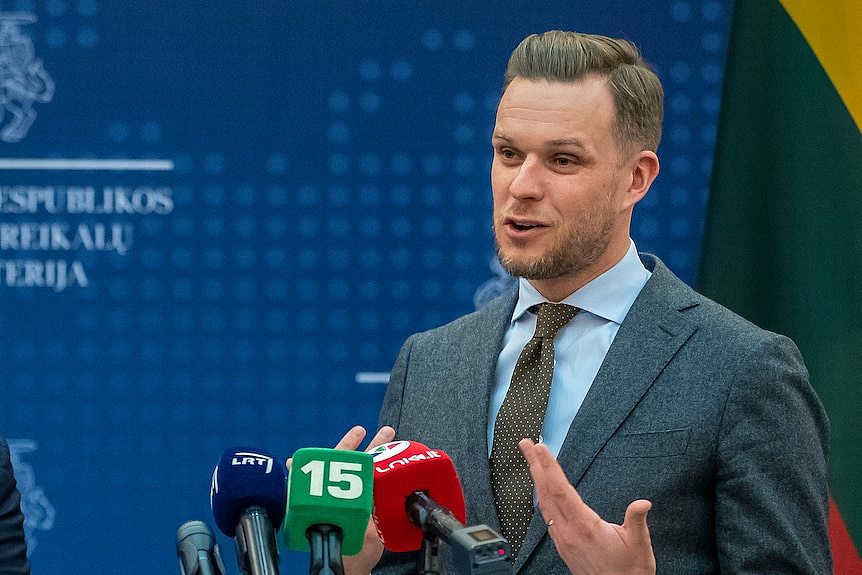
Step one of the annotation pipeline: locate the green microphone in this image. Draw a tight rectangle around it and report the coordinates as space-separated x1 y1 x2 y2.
282 448 374 574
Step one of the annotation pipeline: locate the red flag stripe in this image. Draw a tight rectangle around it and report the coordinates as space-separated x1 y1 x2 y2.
830 497 862 573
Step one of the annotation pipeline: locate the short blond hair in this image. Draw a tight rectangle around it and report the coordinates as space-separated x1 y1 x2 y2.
504 30 664 153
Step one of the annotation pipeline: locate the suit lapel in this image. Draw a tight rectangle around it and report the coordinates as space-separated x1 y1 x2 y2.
514 257 700 571
456 291 518 530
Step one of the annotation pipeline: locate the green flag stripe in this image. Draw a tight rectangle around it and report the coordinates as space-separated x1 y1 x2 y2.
701 0 862 549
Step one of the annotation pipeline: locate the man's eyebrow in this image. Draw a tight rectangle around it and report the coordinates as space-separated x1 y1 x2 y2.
547 138 586 150
491 133 587 151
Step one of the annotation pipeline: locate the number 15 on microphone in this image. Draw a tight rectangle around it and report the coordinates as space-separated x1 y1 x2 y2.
282 448 374 555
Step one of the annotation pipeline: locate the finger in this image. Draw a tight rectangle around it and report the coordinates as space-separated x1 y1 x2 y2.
519 439 561 520
623 499 654 558
520 440 578 499
366 425 396 451
334 425 367 451
520 439 589 522
518 439 548 499
518 438 540 468
285 457 293 471
623 499 652 530
520 440 560 477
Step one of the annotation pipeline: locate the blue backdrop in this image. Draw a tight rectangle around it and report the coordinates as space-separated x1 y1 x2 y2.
0 1 731 572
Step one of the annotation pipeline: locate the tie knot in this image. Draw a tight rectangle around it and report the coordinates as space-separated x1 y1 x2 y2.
531 303 578 339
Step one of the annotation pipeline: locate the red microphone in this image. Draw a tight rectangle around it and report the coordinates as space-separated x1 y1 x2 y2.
369 440 467 552
369 440 512 574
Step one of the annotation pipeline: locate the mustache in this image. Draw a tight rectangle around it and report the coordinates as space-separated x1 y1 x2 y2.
495 207 553 224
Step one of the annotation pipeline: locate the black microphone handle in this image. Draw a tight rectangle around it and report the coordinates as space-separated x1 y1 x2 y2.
307 523 345 575
407 491 465 541
235 506 280 575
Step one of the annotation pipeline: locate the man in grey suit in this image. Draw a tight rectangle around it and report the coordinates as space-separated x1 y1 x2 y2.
340 30 831 574
0 439 30 575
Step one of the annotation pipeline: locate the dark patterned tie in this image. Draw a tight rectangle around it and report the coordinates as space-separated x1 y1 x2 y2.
490 302 579 555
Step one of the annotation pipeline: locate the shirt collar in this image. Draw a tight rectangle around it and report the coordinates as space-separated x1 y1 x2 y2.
510 240 651 325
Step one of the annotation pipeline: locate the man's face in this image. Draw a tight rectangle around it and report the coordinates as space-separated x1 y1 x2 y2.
491 76 632 286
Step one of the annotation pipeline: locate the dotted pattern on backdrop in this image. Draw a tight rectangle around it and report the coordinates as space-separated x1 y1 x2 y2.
634 0 730 276
0 2 731 573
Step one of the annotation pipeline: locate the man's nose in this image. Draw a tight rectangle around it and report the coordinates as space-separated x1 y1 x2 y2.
508 156 545 200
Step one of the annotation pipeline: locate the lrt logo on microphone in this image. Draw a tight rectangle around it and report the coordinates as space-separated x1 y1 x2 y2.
231 451 274 473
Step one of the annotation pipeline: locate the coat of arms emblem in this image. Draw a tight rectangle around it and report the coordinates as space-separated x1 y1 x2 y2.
0 13 54 143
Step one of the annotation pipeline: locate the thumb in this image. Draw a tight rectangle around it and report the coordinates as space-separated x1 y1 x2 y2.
623 499 652 529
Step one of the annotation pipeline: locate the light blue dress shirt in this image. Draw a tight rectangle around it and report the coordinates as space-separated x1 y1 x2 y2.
487 241 651 458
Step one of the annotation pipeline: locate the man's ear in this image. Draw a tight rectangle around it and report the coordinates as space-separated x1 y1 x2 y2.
622 150 660 210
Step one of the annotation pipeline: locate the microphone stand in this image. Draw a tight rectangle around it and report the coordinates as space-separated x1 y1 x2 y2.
417 535 441 575
307 524 345 575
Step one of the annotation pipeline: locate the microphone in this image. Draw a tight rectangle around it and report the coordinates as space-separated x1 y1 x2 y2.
211 447 286 575
282 447 374 575
370 440 466 552
371 440 512 574
176 520 227 575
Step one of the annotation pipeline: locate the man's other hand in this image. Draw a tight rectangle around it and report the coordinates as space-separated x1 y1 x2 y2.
519 438 656 575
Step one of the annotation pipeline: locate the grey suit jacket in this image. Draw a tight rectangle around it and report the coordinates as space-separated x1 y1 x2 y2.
0 439 29 575
375 254 831 574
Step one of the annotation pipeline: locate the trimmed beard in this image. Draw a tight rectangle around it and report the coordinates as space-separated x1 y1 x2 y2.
493 205 616 281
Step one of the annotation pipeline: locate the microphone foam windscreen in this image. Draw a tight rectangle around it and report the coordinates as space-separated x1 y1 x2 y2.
282 447 374 555
211 447 286 537
370 440 466 552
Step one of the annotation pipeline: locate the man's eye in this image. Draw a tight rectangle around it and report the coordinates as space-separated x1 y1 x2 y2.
554 156 578 167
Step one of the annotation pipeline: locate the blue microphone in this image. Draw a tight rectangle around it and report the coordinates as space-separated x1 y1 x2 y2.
211 447 286 575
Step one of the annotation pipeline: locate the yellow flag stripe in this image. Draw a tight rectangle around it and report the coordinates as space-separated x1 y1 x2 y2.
779 0 862 132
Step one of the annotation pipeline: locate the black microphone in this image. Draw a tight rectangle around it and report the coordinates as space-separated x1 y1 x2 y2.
407 492 512 575
176 520 227 575
211 447 286 575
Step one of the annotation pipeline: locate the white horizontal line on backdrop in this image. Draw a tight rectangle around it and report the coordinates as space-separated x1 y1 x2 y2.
355 372 391 384
0 158 175 171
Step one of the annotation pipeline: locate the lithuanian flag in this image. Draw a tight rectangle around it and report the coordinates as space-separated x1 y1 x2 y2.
700 1 861 571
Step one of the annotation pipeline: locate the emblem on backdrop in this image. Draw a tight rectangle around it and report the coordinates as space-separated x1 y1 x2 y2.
0 13 55 143
473 256 517 310
7 439 55 556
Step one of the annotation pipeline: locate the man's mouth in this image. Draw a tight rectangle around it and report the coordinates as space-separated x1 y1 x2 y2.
505 217 546 231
